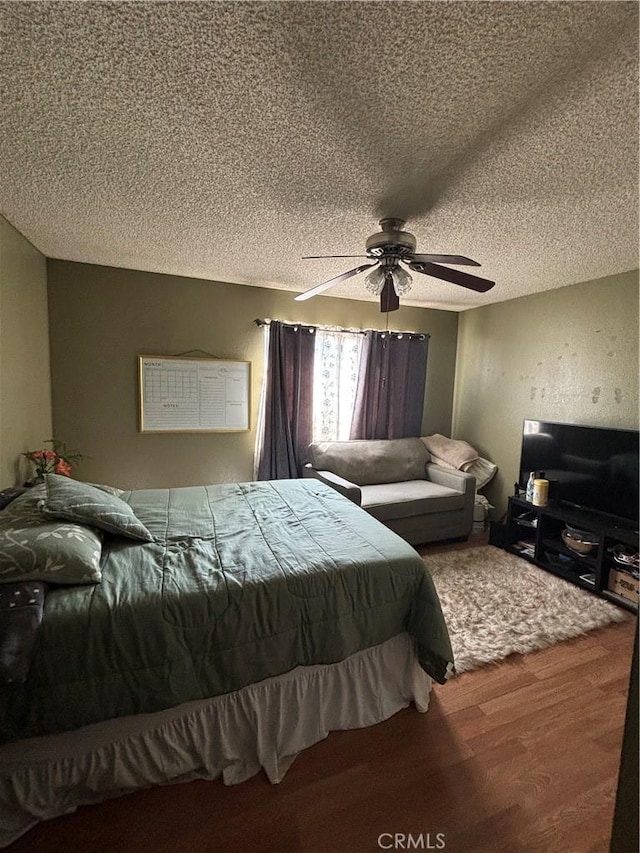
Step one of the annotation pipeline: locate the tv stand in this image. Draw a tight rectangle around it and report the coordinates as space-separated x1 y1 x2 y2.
557 500 639 535
502 496 638 613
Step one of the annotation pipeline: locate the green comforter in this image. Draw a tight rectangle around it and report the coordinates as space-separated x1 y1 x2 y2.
0 479 453 743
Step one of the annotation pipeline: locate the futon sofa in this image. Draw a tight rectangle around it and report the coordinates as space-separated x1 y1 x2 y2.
304 438 476 545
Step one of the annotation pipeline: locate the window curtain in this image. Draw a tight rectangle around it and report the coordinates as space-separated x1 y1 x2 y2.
256 321 316 480
312 329 363 442
349 331 429 440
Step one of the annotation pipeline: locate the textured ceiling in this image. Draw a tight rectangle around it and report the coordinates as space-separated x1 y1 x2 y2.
0 1 638 311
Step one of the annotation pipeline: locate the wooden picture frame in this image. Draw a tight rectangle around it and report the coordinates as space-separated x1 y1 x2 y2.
138 355 251 433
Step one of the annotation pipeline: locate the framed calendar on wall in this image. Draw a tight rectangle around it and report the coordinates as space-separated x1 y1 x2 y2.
138 355 251 432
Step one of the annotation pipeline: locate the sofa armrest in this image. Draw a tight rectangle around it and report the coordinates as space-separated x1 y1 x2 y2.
425 462 476 496
303 465 362 504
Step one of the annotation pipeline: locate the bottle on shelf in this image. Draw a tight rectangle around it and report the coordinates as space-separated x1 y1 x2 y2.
532 478 549 507
525 471 537 503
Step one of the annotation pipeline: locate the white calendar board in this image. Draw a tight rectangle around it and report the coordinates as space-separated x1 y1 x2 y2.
138 355 250 432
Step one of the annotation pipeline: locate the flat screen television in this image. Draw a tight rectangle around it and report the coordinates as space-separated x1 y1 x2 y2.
518 420 639 528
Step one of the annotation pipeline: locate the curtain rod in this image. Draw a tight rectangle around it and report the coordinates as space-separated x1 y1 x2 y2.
254 319 428 340
254 318 364 336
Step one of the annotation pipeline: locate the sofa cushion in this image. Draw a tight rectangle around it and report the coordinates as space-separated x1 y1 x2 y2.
360 480 465 521
307 438 430 486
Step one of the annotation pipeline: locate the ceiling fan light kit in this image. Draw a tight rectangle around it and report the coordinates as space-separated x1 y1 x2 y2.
364 266 386 296
296 218 496 312
390 265 412 296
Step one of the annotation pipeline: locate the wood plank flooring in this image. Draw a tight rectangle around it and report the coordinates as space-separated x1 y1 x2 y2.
9 540 637 853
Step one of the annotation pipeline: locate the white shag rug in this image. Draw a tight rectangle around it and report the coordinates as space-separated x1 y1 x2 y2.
424 545 629 674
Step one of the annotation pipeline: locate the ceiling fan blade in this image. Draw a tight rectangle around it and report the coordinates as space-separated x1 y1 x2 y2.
410 254 481 267
407 261 495 293
294 263 377 301
302 255 369 259
380 273 400 312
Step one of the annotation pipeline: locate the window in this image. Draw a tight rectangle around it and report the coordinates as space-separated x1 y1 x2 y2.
312 329 363 442
254 319 429 480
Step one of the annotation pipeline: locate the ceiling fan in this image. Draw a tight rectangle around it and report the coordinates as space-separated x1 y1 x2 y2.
295 218 495 312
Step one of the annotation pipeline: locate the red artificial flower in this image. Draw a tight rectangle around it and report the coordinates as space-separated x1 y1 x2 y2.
54 459 72 476
23 440 82 485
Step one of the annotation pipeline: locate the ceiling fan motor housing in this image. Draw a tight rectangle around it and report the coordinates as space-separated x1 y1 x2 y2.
365 218 417 258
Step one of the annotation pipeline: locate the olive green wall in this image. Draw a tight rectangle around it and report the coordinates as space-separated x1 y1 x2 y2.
0 216 52 488
452 269 639 517
47 260 459 489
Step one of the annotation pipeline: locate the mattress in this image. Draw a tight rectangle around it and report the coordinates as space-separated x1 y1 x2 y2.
0 479 454 743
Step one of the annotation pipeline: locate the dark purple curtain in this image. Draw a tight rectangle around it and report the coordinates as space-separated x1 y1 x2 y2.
350 331 429 439
256 321 315 479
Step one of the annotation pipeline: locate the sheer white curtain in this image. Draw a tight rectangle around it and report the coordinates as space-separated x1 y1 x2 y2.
312 330 363 442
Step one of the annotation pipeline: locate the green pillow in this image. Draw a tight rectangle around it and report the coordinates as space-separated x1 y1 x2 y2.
86 482 125 497
42 475 153 542
0 488 102 585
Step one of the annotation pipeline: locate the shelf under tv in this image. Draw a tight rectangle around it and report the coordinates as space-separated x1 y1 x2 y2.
503 496 638 614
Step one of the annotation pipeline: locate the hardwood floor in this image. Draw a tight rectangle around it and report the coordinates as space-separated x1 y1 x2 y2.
9 540 637 853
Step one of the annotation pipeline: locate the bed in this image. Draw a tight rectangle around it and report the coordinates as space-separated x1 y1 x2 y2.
0 476 454 847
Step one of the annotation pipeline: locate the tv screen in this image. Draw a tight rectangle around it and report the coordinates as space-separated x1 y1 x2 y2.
519 420 639 527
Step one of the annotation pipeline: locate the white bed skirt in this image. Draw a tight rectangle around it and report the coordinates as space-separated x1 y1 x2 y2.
0 633 432 847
